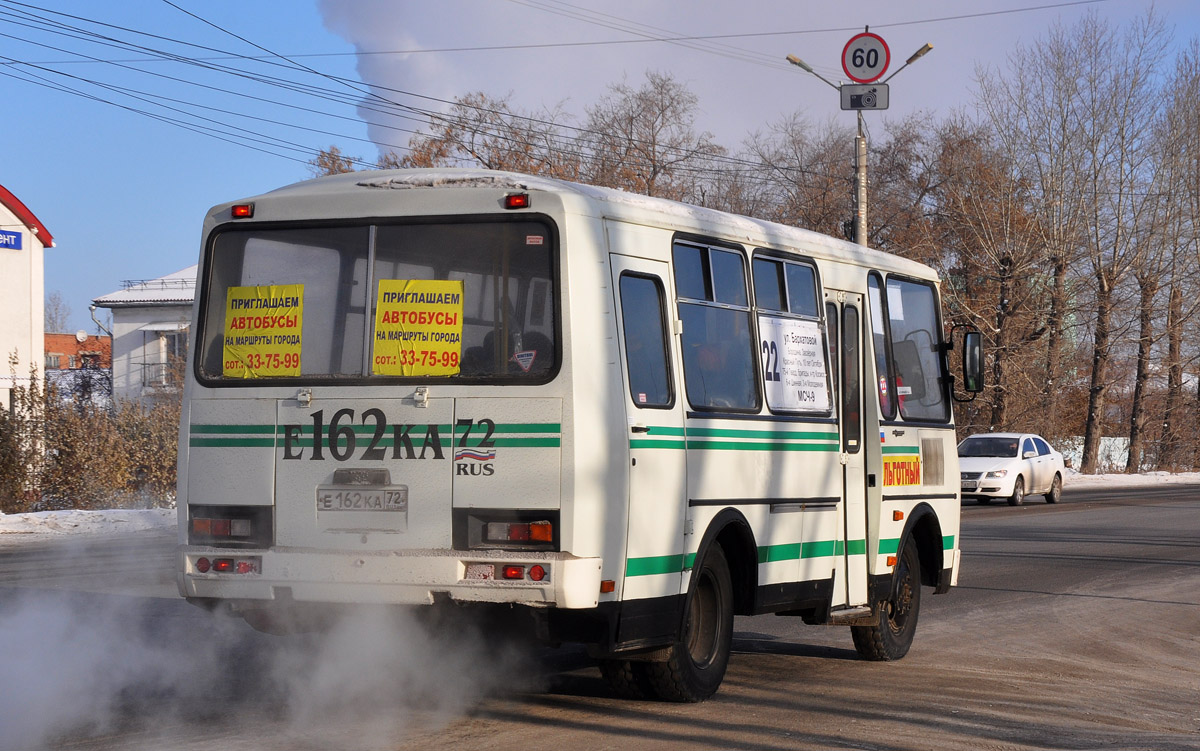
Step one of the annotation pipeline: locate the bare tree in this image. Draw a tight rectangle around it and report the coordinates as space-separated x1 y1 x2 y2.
307 145 360 177
976 25 1090 443
581 71 725 201
1073 12 1168 473
743 113 853 236
44 291 72 333
389 92 581 179
926 117 1046 431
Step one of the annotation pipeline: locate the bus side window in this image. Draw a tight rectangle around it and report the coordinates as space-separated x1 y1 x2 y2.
826 302 839 408
867 274 895 419
883 277 950 422
841 305 861 453
673 242 758 411
619 274 672 407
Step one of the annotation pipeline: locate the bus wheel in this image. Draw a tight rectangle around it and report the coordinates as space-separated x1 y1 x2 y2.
644 545 733 702
599 659 654 700
852 537 921 661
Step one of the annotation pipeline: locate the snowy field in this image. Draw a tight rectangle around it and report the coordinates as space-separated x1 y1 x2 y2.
0 470 1195 544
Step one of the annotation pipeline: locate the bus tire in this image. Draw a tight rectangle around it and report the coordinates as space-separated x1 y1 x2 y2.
644 545 733 702
851 536 921 661
599 659 654 700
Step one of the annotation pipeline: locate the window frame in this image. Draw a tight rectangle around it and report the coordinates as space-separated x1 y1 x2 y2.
750 250 832 417
868 271 952 425
672 236 761 414
193 214 562 388
618 271 675 410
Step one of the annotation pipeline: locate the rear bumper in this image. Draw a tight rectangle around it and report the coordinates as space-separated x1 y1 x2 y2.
177 545 602 609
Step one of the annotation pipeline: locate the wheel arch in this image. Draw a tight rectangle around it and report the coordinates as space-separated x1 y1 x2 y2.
902 502 944 590
693 508 757 616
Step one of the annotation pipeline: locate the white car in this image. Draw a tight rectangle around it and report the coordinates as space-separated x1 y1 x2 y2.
958 432 1065 506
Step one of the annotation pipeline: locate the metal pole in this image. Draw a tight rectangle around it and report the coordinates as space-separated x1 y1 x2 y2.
855 110 867 247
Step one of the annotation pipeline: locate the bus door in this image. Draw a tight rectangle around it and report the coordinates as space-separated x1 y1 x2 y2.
828 292 870 607
610 254 688 603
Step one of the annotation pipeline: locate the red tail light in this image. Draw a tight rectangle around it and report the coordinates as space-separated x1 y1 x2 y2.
503 193 530 209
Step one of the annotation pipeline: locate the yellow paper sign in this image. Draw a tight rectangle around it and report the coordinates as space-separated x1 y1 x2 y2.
222 284 303 378
372 279 464 376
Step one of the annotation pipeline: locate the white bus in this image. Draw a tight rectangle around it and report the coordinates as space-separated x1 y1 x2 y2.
176 168 982 702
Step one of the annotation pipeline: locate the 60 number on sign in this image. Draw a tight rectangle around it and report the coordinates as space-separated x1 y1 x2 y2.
842 32 890 83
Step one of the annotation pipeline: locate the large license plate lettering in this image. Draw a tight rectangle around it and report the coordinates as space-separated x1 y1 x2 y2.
317 486 408 512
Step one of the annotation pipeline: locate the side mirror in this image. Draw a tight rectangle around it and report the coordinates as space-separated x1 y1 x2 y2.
961 331 983 393
1023 450 1037 459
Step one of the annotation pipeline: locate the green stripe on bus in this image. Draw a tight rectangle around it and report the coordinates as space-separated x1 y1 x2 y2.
881 445 920 455
686 440 838 452
879 536 956 554
190 424 275 434
631 536 888 576
647 426 687 437
755 539 866 562
455 423 562 435
626 554 685 577
188 431 274 443
489 437 560 447
686 428 838 441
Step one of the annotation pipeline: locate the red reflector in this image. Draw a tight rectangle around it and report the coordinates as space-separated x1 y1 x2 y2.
231 203 254 218
503 193 530 209
508 524 531 542
195 557 211 573
528 565 546 582
212 519 232 537
600 579 615 594
501 565 525 580
213 558 235 573
236 561 256 574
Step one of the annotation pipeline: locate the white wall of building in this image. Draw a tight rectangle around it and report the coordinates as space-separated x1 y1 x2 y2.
108 306 191 402
0 201 47 410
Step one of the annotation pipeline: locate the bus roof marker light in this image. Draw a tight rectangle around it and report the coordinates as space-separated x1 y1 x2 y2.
231 203 254 218
503 193 530 210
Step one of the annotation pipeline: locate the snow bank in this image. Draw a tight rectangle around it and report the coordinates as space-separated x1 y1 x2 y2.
0 507 176 543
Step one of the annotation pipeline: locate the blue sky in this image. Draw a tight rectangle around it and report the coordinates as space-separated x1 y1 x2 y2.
4 0 1197 333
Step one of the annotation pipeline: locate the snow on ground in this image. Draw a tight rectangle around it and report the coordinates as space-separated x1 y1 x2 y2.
0 506 176 543
0 471 1195 544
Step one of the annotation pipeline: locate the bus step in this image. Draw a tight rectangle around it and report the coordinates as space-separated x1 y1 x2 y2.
828 606 876 625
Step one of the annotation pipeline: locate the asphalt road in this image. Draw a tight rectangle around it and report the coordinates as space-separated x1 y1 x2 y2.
1 484 1197 751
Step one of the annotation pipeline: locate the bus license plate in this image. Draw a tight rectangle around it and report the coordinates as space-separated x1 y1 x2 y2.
317 486 408 512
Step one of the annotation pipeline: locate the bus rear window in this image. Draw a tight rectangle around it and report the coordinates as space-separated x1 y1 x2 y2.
197 219 557 383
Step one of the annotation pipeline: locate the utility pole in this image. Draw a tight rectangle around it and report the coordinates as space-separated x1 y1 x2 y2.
855 111 868 247
787 34 932 248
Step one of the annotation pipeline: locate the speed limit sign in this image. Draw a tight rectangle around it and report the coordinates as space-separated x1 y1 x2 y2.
842 32 890 84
